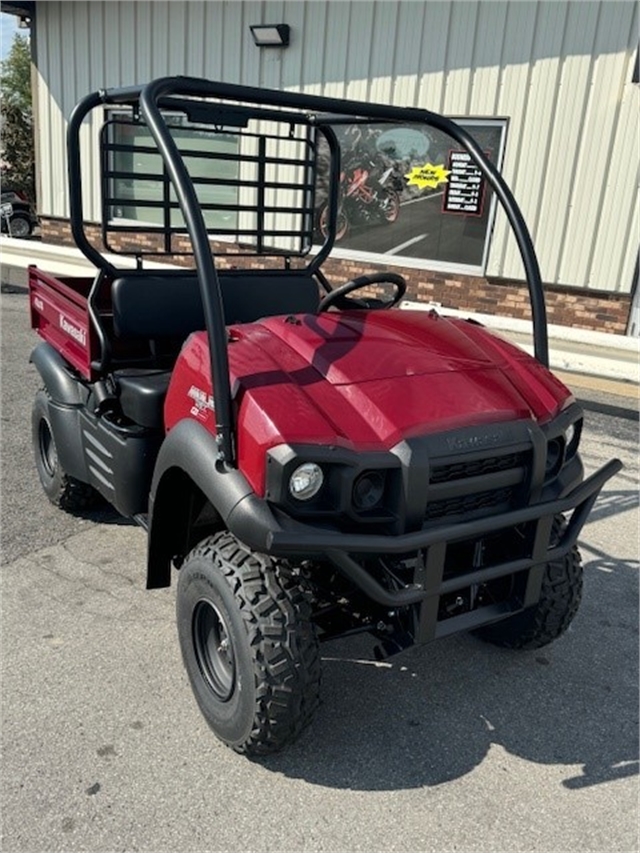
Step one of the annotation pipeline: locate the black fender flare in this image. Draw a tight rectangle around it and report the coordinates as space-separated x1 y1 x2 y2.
147 419 281 588
29 342 90 482
30 342 86 406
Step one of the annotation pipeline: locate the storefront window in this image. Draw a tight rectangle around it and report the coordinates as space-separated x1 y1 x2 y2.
107 117 239 232
314 119 506 272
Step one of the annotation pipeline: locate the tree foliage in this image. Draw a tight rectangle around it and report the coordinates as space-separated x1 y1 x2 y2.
1 32 34 200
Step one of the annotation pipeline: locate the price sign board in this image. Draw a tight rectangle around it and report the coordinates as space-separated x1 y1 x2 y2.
442 150 488 217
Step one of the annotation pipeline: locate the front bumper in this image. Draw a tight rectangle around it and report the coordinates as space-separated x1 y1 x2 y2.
228 458 621 639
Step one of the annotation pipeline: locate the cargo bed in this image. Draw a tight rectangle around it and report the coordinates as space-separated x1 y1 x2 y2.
29 267 96 379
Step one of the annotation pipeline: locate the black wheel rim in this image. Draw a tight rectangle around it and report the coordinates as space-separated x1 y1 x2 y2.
193 599 236 702
10 216 30 237
38 418 57 478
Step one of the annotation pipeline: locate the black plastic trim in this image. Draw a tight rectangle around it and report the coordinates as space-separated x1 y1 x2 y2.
30 342 86 406
30 343 91 482
79 409 164 517
147 419 262 587
46 402 90 484
265 443 401 525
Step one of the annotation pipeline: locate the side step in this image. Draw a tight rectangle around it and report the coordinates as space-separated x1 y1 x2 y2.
133 513 149 531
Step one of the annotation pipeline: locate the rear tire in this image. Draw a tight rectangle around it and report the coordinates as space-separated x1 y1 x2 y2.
32 390 100 512
176 531 321 755
475 516 583 650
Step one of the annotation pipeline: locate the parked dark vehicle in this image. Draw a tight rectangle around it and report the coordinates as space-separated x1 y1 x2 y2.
27 77 621 757
1 189 38 237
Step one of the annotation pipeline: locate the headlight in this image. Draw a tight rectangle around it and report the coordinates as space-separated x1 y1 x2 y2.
545 436 564 477
564 423 575 448
564 420 581 459
352 471 385 510
289 463 324 501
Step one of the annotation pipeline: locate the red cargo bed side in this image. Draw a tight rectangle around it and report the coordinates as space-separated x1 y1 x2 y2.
28 266 96 380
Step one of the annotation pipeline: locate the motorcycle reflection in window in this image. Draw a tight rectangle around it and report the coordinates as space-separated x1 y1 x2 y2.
317 126 402 242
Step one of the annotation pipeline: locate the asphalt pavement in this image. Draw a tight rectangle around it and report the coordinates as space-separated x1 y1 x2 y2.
1 286 638 853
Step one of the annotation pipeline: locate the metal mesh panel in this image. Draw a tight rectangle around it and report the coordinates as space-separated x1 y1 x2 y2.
100 114 317 258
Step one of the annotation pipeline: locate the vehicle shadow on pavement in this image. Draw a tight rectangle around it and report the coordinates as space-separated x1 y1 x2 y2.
261 546 638 791
75 504 137 527
580 399 639 423
586 489 639 523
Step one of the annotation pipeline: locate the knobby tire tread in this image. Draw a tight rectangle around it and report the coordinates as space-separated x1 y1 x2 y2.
477 516 583 650
185 532 321 756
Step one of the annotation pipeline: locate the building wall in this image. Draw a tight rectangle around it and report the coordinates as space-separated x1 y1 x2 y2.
40 215 631 334
33 0 638 298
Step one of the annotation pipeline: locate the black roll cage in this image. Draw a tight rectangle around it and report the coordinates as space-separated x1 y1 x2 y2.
67 75 549 467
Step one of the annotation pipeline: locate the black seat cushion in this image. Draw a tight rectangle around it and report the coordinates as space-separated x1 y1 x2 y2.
219 272 320 323
115 369 172 429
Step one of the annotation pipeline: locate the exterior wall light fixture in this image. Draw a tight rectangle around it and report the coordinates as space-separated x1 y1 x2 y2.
250 24 290 47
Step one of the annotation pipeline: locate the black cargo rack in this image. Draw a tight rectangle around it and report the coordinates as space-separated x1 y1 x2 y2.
99 111 318 258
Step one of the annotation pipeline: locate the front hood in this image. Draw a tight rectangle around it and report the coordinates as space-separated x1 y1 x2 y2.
227 309 571 450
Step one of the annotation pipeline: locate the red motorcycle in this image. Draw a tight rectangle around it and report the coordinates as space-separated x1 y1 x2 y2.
317 156 401 242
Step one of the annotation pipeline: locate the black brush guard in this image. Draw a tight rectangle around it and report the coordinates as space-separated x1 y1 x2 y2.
218 455 622 640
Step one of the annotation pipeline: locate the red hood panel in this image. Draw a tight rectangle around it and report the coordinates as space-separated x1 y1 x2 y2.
258 310 497 384
165 310 572 495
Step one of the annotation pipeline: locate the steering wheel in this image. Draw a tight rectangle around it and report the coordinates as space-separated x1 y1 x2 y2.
318 272 407 312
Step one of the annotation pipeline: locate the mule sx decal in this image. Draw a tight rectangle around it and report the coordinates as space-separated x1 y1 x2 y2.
188 385 215 420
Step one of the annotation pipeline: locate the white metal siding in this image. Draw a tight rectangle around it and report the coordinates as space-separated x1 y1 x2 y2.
34 0 639 294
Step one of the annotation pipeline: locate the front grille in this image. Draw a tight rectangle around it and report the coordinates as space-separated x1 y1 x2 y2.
430 452 526 484
425 450 530 524
425 486 514 521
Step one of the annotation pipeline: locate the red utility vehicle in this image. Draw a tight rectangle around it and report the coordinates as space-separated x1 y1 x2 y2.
29 78 621 756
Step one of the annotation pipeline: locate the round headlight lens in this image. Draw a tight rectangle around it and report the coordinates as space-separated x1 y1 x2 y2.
289 463 324 501
352 471 385 511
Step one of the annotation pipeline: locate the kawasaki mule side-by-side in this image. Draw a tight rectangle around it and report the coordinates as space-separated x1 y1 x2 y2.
28 77 621 755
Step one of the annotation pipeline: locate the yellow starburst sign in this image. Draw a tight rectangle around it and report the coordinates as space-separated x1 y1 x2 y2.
404 162 451 190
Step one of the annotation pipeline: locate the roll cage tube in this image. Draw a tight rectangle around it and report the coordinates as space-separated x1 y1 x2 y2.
67 91 118 278
66 77 550 464
139 79 234 464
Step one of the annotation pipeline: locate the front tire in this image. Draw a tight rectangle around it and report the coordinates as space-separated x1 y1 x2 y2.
317 203 349 242
176 531 321 756
475 516 583 650
32 390 100 512
381 190 400 223
8 213 33 238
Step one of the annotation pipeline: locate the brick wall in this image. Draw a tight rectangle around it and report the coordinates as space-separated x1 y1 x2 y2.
41 216 631 334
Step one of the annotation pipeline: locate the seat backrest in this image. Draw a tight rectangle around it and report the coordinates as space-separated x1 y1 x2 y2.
111 274 204 338
111 272 319 338
219 272 320 324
